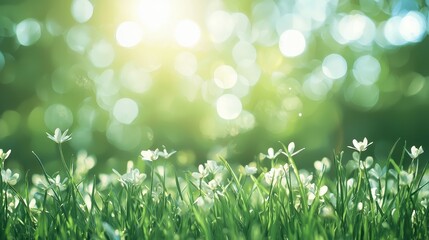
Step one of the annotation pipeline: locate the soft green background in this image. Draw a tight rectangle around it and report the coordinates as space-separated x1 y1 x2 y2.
0 0 428 174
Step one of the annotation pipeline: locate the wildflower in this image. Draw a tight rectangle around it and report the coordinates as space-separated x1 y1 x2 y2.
48 175 68 191
408 146 424 159
113 168 146 187
75 151 96 177
0 149 11 169
399 170 413 186
368 163 386 180
314 157 331 174
0 149 11 162
244 165 257 175
204 160 224 175
283 142 305 158
46 128 72 144
260 148 282 160
158 147 176 159
191 164 208 180
194 195 214 212
141 149 160 161
348 137 372 152
1 168 19 185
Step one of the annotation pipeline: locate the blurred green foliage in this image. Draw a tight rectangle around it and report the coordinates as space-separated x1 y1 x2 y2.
0 0 429 174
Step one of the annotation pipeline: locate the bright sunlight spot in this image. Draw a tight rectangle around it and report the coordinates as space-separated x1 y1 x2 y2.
216 94 242 120
214 65 238 89
113 98 139 124
352 55 381 86
279 29 306 57
71 0 93 23
116 21 143 48
175 20 201 48
138 0 172 31
399 11 426 43
322 54 348 80
16 18 41 46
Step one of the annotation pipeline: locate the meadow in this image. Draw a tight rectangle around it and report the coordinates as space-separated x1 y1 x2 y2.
1 129 428 239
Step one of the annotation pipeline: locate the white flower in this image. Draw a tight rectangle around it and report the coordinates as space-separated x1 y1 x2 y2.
0 149 11 162
347 137 372 152
48 175 68 191
283 142 305 158
46 128 72 144
261 148 282 160
141 149 160 161
113 168 146 186
1 168 19 185
244 165 257 175
399 170 413 186
158 147 176 159
408 146 424 159
194 195 214 212
314 157 331 173
191 164 208 180
204 160 224 175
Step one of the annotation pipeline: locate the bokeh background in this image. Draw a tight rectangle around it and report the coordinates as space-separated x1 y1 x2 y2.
1 0 429 174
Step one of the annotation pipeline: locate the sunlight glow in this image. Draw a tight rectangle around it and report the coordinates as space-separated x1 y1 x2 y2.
113 98 139 124
16 19 41 46
279 30 306 57
71 0 93 23
399 11 426 43
116 21 143 48
214 65 238 89
175 20 201 48
216 94 242 120
322 54 348 80
138 0 172 31
353 55 380 85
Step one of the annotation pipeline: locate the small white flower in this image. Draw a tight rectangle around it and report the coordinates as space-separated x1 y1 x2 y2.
48 175 68 191
113 168 146 187
314 157 331 173
158 146 177 159
46 128 72 144
140 149 160 161
204 160 224 175
261 148 282 160
408 146 424 159
348 137 372 152
0 149 11 162
244 165 257 175
192 164 208 180
194 195 214 212
1 168 19 185
399 170 413 186
283 142 305 158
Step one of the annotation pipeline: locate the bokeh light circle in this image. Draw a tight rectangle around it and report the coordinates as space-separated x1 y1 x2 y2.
279 30 306 57
16 18 41 46
353 55 381 85
322 54 348 79
44 104 74 130
113 98 139 124
71 0 93 23
216 94 242 120
214 65 238 89
116 21 143 48
175 20 201 48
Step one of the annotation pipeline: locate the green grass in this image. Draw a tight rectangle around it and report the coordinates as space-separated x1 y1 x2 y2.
1 133 429 239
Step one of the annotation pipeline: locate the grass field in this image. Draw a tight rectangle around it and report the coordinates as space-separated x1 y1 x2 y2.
1 130 428 239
